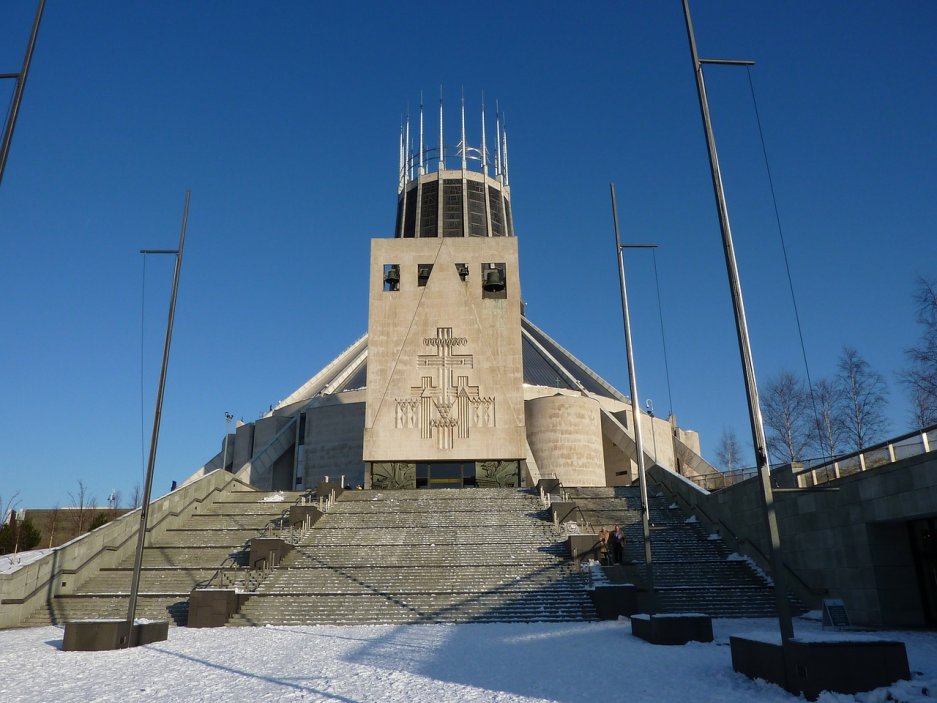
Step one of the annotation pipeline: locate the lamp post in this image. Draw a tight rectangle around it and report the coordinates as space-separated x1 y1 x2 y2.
126 192 190 638
609 182 656 604
646 399 660 463
682 0 794 644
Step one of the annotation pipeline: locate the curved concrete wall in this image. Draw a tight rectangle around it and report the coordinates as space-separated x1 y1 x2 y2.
525 394 605 486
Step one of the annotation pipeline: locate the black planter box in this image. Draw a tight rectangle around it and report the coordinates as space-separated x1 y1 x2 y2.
730 635 910 701
631 613 714 645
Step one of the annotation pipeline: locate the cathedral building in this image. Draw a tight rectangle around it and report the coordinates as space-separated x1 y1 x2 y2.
185 97 712 492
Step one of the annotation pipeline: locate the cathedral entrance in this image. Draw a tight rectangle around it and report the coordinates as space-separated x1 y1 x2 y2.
417 461 476 488
368 460 520 490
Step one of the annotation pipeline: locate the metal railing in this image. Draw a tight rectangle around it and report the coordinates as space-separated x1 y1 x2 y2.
685 467 758 492
794 424 937 488
538 476 596 536
194 484 340 594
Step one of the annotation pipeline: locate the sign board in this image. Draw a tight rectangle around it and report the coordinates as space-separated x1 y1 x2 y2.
822 598 850 628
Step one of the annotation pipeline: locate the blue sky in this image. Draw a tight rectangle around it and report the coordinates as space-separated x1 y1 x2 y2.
1 2 935 509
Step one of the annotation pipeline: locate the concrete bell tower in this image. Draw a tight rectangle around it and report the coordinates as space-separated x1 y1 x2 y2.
363 94 526 489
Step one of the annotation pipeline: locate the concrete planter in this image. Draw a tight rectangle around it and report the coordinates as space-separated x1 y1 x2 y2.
248 537 293 570
567 534 601 563
730 636 910 700
188 589 251 628
289 505 324 528
589 584 648 619
62 619 169 651
631 613 713 645
550 501 578 525
316 480 344 499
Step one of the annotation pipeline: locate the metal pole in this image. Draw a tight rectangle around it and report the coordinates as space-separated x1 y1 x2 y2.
0 0 47 186
609 182 655 603
126 191 190 637
681 0 794 643
222 412 233 471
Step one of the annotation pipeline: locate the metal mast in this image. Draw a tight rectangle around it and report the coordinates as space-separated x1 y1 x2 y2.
681 0 794 643
126 192 190 638
439 89 445 171
0 0 47 186
610 183 655 603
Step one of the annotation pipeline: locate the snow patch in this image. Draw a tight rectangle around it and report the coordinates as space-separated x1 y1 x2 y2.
706 532 721 541
0 548 52 574
727 552 774 585
684 515 698 524
580 559 608 590
260 492 287 502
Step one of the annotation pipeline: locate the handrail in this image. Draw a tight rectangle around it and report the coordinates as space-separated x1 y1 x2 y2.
539 477 596 536
653 474 826 597
793 424 936 487
1 474 246 611
194 487 327 593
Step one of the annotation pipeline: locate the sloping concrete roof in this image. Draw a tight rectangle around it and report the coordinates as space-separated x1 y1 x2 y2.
273 317 628 412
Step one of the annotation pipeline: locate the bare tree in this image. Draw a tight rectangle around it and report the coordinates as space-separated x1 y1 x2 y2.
715 428 743 472
836 346 889 452
130 483 142 509
900 277 937 428
762 370 812 464
0 492 20 526
67 481 96 536
45 505 60 548
811 377 846 460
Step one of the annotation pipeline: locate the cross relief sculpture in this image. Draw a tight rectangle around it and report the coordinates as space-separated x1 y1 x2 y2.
394 326 495 449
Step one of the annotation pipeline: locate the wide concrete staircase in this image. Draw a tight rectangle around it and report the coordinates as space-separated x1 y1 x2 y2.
565 485 807 618
18 488 298 627
228 488 596 625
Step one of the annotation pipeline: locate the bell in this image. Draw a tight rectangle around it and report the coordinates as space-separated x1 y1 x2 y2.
384 265 400 289
456 263 469 281
418 267 432 286
482 268 505 292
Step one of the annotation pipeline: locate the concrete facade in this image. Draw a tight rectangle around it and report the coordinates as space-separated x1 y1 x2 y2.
363 237 526 465
303 396 366 488
651 451 937 627
526 394 605 486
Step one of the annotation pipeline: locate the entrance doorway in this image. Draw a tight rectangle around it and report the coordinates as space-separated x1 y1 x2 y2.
416 462 477 489
909 517 937 626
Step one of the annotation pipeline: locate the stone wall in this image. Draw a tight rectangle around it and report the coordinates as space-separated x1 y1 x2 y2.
650 451 937 626
0 470 243 629
304 399 366 488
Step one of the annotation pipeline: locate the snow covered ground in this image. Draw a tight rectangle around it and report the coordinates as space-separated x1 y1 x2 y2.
0 617 934 702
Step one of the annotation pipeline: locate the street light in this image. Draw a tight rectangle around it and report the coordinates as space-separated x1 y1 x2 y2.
126 192 190 640
222 412 234 472
682 0 794 644
646 399 660 462
609 182 656 605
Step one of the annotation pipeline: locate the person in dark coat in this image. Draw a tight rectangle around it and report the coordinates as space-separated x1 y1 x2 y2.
610 524 624 564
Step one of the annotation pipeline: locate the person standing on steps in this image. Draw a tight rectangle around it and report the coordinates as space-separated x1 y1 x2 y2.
611 524 624 565
598 527 610 565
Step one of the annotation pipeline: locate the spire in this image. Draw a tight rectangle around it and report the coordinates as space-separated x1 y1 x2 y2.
495 101 502 181
405 109 411 182
398 117 405 193
480 92 488 176
438 86 445 171
460 87 467 170
502 115 509 186
418 94 424 176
